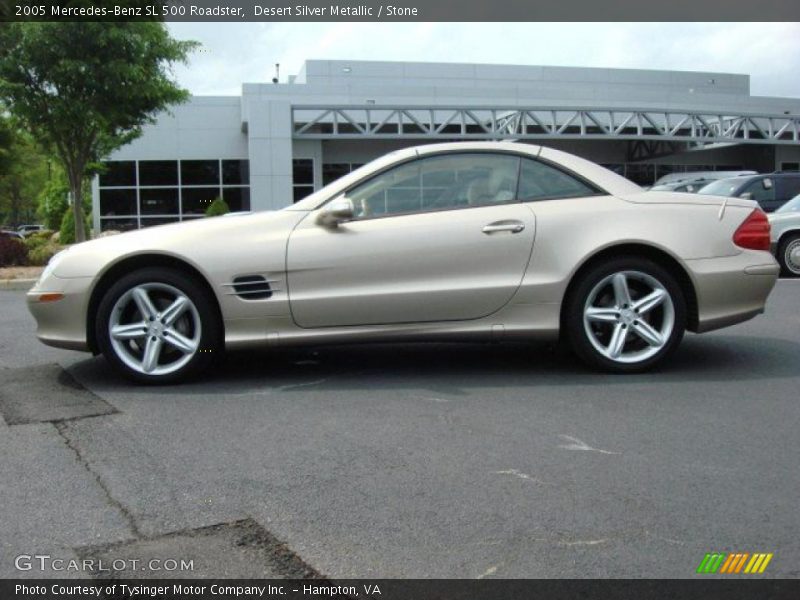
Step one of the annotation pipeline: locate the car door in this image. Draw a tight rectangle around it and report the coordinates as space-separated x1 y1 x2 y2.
286 152 536 328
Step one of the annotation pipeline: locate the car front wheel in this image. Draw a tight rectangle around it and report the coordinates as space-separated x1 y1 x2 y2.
565 258 686 373
777 233 800 277
96 267 222 384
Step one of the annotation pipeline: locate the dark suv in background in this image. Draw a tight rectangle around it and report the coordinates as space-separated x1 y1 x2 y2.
698 173 800 212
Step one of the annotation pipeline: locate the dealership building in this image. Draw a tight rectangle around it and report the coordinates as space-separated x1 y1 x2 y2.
93 59 800 232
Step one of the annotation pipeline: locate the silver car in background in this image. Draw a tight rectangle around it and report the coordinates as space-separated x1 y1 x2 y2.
768 194 800 276
27 142 780 383
649 179 715 193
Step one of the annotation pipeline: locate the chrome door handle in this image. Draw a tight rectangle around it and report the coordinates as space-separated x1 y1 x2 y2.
482 221 525 234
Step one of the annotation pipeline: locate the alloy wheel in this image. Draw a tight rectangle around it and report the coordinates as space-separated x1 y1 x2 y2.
582 270 675 364
108 283 202 376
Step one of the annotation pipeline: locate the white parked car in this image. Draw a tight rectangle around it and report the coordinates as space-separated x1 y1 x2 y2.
767 193 800 276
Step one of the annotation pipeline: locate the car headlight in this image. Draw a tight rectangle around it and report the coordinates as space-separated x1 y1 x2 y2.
38 249 70 283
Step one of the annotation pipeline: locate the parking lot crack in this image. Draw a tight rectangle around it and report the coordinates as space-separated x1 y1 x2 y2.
54 421 142 540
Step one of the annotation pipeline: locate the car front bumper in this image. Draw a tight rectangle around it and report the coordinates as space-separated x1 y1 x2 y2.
26 275 93 352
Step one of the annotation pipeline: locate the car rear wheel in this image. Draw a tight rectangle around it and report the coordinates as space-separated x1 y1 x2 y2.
777 233 800 277
96 267 222 384
565 258 686 373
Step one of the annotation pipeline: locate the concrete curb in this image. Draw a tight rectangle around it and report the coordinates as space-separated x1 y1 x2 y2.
0 278 36 291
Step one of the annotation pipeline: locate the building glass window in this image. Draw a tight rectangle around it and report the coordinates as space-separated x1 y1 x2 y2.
223 187 251 212
182 187 220 215
139 161 178 186
140 188 179 215
98 159 250 229
222 160 250 185
181 160 220 185
100 218 138 232
99 161 136 187
99 189 137 216
293 158 314 202
322 162 365 186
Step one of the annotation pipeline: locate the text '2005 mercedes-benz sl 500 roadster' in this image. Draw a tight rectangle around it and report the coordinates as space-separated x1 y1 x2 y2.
28 142 779 383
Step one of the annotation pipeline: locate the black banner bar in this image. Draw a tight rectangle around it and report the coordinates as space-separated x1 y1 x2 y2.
3 0 800 22
2 579 800 600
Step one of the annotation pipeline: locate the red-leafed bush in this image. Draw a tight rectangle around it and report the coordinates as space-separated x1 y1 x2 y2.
0 237 28 267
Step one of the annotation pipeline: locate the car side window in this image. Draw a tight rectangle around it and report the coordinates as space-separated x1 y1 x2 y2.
517 158 598 201
777 176 800 201
346 153 521 219
740 178 775 203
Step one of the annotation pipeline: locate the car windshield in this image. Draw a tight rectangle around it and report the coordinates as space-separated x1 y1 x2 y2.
697 178 743 197
776 194 800 213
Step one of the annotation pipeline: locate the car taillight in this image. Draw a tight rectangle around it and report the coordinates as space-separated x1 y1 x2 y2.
732 208 771 251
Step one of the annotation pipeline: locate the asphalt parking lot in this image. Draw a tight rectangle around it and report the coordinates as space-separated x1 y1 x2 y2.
1 281 798 580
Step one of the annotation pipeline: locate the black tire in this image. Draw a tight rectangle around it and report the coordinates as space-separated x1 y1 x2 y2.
564 257 686 373
777 233 800 278
96 267 222 384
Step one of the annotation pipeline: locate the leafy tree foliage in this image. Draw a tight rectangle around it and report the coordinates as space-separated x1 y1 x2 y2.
0 114 49 227
0 22 197 241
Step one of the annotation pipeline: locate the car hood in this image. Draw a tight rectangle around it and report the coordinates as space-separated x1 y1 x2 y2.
52 210 308 279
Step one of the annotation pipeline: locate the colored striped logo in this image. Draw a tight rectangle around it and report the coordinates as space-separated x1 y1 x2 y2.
696 552 773 574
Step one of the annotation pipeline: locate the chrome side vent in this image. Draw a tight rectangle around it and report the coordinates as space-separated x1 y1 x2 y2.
231 275 272 300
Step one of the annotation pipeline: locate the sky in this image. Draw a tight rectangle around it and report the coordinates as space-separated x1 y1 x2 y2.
166 22 800 98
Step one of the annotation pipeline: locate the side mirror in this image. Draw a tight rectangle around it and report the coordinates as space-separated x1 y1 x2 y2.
763 178 773 190
739 192 753 200
316 197 354 227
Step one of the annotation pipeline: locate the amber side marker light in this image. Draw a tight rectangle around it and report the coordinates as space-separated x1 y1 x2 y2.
36 293 64 303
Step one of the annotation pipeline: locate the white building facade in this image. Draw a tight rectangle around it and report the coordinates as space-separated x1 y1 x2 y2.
93 60 800 231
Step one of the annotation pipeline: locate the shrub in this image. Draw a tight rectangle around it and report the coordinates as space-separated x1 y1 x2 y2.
38 176 91 232
205 197 230 217
23 230 55 254
0 237 28 267
59 208 92 245
27 241 64 266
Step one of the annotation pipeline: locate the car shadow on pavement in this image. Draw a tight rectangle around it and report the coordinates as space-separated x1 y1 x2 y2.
65 333 800 397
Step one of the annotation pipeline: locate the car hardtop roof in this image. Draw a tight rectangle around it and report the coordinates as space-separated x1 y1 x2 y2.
287 141 641 212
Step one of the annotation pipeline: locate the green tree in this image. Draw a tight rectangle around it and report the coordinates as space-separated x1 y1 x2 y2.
0 22 197 241
37 177 70 231
0 113 13 179
0 115 50 227
38 173 92 233
205 197 230 217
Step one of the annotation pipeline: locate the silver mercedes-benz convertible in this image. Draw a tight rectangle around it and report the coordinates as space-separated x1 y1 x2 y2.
28 142 779 383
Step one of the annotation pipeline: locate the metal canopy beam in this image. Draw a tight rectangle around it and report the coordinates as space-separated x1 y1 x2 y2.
291 105 800 145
